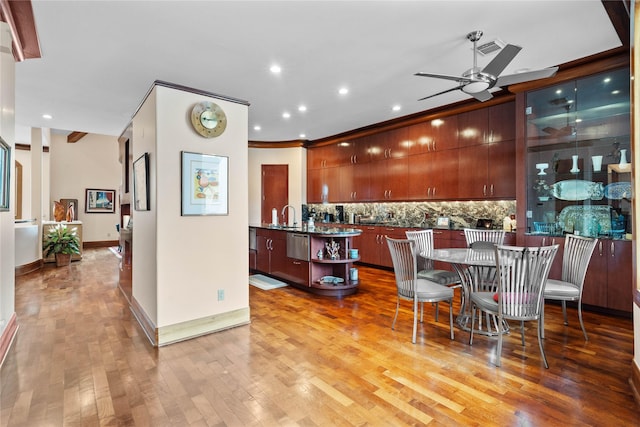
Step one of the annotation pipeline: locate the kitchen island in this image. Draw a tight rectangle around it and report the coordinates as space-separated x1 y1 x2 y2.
250 225 362 297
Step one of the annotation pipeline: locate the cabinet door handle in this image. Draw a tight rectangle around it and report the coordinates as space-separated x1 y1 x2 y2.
483 184 487 196
388 148 392 158
427 187 431 197
433 187 436 198
599 241 603 256
293 261 301 265
611 241 615 257
542 237 546 246
490 184 494 196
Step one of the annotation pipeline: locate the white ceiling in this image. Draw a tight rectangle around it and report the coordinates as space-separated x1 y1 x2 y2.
14 1 623 142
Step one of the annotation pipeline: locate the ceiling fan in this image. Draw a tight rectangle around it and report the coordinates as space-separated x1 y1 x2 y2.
415 30 559 102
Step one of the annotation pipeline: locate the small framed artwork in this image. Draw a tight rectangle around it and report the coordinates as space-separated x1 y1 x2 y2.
0 137 10 211
133 152 150 211
436 217 450 229
85 188 116 213
181 151 228 216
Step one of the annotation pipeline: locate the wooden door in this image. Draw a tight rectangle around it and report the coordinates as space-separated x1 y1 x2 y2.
262 165 288 224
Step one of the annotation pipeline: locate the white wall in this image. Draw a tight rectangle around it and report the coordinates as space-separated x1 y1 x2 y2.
248 146 306 225
49 133 120 242
0 21 15 343
131 83 250 342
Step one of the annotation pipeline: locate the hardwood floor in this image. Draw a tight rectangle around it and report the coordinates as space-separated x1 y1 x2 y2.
1 248 638 426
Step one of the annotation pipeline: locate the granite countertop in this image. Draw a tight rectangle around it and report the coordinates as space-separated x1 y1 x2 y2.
250 224 362 236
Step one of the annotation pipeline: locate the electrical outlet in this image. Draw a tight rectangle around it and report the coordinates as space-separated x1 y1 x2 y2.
217 289 224 301
526 210 533 219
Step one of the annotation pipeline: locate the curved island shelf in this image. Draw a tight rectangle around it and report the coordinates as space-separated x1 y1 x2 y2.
250 225 362 297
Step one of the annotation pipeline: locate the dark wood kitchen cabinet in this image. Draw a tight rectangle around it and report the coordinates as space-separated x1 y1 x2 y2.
458 102 515 147
408 148 459 200
583 239 632 313
256 229 287 275
457 139 516 199
369 157 408 201
407 115 459 155
338 162 371 202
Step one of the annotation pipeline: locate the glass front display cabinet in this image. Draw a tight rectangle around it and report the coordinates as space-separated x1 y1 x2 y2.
525 67 631 239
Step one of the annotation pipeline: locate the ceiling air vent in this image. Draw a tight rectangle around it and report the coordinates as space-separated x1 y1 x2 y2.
475 39 505 56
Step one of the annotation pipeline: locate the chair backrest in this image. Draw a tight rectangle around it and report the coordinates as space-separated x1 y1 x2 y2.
560 234 599 288
405 229 435 271
464 228 506 247
386 237 418 299
494 244 558 320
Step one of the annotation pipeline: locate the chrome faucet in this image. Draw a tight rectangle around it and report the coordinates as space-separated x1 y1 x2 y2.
281 205 297 227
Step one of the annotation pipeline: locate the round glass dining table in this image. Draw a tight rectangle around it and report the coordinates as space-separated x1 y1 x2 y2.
422 248 508 336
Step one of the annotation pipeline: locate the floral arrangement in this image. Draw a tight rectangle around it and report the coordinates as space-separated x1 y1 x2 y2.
325 239 340 260
533 179 552 200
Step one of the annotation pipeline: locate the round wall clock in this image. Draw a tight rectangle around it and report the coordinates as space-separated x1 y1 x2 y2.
190 101 227 138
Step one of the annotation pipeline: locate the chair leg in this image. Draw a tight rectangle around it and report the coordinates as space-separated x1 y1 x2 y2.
496 315 503 367
520 320 525 346
450 301 455 340
541 302 546 340
578 302 588 341
562 301 568 325
392 299 400 330
412 299 418 344
421 302 425 323
537 319 549 369
469 305 476 345
434 302 438 322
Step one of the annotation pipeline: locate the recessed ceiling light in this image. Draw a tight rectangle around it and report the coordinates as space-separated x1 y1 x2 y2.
270 64 281 74
604 77 611 83
298 105 307 112
555 89 562 95
282 112 291 119
611 90 620 95
254 125 261 131
392 105 401 112
338 87 349 95
299 133 306 138
42 114 52 119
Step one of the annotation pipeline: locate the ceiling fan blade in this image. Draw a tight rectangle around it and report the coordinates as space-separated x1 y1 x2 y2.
495 66 559 86
481 44 522 77
471 90 493 102
418 85 463 101
414 72 472 84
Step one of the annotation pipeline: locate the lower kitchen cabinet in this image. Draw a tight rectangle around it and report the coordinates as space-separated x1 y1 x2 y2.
353 225 410 268
583 239 632 313
256 229 287 274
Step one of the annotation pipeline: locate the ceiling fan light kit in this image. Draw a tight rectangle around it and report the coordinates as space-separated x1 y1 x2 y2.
415 30 559 102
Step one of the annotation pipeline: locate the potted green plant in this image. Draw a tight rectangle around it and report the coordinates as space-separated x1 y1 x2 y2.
43 224 80 266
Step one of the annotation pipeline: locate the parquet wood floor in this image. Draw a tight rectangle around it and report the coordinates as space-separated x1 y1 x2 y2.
1 248 638 426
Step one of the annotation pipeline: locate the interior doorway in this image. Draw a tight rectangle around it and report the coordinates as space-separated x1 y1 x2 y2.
261 165 288 224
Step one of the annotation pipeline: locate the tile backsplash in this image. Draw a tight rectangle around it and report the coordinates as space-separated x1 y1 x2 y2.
307 200 517 229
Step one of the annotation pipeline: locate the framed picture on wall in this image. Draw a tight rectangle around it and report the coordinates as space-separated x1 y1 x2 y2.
0 137 10 211
181 151 228 216
85 188 116 213
133 152 150 211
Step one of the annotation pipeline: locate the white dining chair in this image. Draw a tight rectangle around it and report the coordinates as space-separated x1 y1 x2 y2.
386 237 455 343
469 244 558 368
542 234 598 341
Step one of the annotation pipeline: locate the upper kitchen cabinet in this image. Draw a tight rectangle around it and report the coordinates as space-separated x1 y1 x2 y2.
307 144 338 169
458 102 515 147
406 115 459 155
334 138 370 166
367 127 410 162
525 67 631 237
